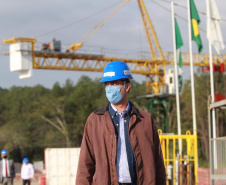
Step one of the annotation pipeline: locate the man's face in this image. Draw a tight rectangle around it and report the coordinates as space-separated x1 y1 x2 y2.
104 80 124 94
104 80 131 95
1 155 7 159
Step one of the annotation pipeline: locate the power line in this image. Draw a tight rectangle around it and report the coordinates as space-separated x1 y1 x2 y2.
153 0 226 22
150 0 203 33
35 0 122 38
151 0 226 44
150 0 188 23
35 0 226 39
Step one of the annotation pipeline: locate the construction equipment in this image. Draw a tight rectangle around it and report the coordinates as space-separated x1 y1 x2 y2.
146 95 171 133
2 1 226 184
4 0 226 184
3 37 226 94
3 0 226 94
159 129 198 185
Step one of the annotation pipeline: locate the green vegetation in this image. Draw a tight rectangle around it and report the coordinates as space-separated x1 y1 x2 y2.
0 70 225 167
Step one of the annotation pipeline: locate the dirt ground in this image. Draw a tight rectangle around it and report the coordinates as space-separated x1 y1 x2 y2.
14 179 39 185
13 173 43 185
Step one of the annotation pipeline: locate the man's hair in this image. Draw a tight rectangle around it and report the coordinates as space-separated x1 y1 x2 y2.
123 79 130 84
122 79 131 93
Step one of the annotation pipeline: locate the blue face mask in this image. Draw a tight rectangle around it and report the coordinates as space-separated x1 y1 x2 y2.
105 85 124 104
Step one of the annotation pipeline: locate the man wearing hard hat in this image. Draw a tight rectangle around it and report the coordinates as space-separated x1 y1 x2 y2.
0 149 15 185
21 158 34 185
76 61 166 185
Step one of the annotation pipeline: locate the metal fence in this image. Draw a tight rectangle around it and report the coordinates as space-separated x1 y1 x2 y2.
208 99 226 185
158 130 198 185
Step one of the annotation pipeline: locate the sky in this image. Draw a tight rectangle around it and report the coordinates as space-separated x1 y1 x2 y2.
0 0 225 89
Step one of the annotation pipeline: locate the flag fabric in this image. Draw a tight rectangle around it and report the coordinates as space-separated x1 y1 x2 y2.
207 0 225 54
190 0 203 53
175 18 183 69
175 17 184 93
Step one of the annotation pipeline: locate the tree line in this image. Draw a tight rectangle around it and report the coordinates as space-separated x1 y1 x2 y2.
0 69 225 167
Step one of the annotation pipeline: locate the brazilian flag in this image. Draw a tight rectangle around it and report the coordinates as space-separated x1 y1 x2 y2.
190 0 203 53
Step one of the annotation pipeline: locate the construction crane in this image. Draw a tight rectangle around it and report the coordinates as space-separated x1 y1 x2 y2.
3 0 226 95
3 1 226 184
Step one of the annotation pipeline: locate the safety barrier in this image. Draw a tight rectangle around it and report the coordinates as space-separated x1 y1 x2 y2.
158 129 198 185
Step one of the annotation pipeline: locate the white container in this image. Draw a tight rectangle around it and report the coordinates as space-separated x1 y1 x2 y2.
45 148 80 185
9 42 32 74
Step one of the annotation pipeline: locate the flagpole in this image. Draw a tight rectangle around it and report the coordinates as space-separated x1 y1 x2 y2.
187 0 197 136
172 4 182 184
171 2 181 150
207 0 216 117
206 0 217 170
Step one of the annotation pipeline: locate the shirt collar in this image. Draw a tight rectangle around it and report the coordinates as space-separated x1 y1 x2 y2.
109 102 131 118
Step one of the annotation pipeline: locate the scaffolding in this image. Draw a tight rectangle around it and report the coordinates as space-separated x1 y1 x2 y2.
208 98 226 185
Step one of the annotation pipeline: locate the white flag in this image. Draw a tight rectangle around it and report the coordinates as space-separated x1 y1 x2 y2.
207 0 225 54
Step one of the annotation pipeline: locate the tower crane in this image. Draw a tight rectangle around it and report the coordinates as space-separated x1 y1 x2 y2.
3 1 226 184
3 0 226 94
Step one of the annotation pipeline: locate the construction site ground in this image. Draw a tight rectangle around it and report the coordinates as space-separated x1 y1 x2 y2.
12 168 211 185
14 173 42 185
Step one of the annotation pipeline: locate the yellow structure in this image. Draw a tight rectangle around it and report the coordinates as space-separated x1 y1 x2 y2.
3 0 226 94
2 1 223 184
158 129 198 185
4 37 226 94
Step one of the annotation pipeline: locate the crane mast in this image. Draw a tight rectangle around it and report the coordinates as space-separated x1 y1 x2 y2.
137 0 166 93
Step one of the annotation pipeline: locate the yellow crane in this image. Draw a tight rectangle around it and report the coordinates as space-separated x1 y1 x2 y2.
3 0 226 95
3 1 226 184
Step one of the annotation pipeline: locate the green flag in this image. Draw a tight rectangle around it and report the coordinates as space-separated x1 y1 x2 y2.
175 17 183 93
190 0 203 53
175 18 183 68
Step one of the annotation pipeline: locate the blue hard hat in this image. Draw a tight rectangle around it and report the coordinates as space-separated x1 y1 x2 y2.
23 157 29 163
99 61 133 83
1 149 7 155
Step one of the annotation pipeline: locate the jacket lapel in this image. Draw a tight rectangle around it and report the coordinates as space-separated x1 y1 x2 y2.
94 104 115 134
129 102 143 131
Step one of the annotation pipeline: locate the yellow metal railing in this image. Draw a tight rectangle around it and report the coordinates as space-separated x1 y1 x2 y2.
158 130 198 185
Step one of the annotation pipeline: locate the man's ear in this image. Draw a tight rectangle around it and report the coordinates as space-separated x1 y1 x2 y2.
126 83 131 93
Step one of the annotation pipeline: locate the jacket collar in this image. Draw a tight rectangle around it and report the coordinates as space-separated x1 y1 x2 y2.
94 101 143 118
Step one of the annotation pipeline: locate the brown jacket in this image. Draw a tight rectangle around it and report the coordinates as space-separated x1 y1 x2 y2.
76 103 166 185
